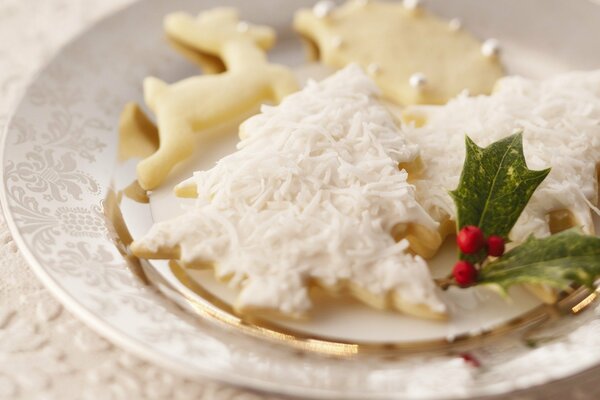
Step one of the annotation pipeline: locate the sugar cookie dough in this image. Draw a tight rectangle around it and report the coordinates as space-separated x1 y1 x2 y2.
166 34 225 74
294 0 504 105
137 8 299 190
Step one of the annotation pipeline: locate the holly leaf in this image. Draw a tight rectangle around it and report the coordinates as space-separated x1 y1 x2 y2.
479 229 600 293
450 133 550 239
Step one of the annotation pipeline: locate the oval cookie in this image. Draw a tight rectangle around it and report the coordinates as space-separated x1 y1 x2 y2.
294 0 505 105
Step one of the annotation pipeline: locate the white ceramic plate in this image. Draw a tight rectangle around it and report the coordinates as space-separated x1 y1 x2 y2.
3 0 600 398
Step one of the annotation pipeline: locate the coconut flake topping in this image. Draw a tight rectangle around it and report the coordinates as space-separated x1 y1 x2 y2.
136 65 444 316
404 70 600 242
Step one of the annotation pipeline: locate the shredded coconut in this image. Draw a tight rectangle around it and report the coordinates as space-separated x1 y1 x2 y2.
403 70 600 242
136 65 445 316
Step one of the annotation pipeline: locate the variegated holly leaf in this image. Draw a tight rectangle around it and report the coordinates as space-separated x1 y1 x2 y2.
479 229 600 293
450 133 550 239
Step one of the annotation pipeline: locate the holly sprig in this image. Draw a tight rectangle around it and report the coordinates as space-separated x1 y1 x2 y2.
448 133 600 293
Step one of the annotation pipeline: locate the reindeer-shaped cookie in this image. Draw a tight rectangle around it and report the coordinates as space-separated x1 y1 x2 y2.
137 8 299 190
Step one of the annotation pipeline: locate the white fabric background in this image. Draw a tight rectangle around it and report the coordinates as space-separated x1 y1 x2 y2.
1 0 599 399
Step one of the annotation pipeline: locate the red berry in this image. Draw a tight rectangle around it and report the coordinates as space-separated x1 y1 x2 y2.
487 235 505 257
456 225 485 254
453 260 478 287
459 353 481 368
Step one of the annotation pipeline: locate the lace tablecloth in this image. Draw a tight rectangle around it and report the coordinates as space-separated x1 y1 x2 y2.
1 1 599 399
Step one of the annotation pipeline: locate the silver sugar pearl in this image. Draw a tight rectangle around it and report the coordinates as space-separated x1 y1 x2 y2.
481 38 501 57
236 21 249 33
367 63 381 75
313 1 336 18
409 72 428 89
331 36 344 49
403 0 422 10
448 18 462 31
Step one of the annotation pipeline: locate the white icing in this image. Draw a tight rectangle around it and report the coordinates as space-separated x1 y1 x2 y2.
137 65 444 316
403 70 600 242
